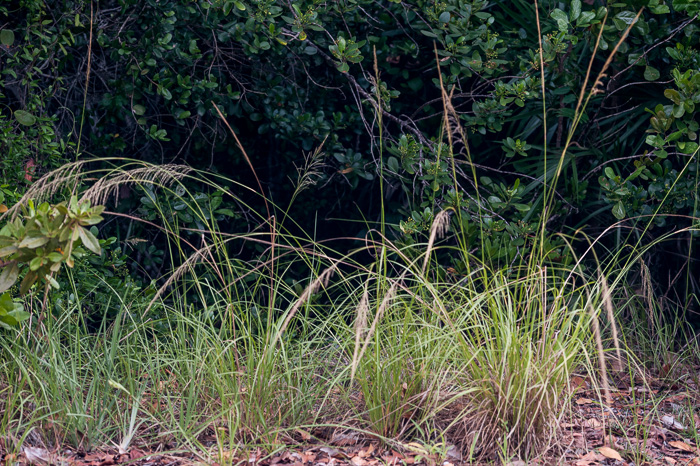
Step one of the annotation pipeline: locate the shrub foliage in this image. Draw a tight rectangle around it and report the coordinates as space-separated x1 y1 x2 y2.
1 0 698 295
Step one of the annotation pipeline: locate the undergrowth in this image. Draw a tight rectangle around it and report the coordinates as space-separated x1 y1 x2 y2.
0 5 699 464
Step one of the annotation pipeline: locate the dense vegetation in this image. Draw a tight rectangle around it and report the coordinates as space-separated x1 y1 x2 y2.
0 0 699 463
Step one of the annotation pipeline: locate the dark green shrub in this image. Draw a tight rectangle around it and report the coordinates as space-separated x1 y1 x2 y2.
1 0 698 304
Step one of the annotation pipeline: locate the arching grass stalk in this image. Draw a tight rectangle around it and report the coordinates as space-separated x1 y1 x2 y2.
372 46 386 241
433 43 483 277
539 8 644 262
74 1 93 161
533 0 549 264
212 102 278 347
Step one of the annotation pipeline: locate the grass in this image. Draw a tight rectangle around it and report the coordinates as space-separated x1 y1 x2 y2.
0 170 644 459
0 154 698 464
1 6 699 465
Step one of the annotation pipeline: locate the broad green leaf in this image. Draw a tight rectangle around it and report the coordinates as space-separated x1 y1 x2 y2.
0 295 30 329
215 208 237 217
612 201 626 220
576 11 595 26
46 274 60 290
678 141 699 155
550 9 569 31
19 270 38 295
644 66 660 81
0 261 19 293
79 214 104 226
0 245 18 258
132 104 146 115
18 236 49 249
77 226 101 255
29 256 43 271
672 104 685 118
645 134 665 148
571 0 582 21
0 29 14 46
664 89 681 105
614 10 638 24
47 252 63 262
387 156 400 172
14 110 36 126
0 292 13 311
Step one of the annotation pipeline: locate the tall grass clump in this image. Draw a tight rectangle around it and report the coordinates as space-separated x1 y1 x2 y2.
434 268 592 460
0 151 695 462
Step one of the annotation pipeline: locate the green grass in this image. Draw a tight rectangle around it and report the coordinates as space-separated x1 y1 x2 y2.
1 10 698 462
0 157 698 464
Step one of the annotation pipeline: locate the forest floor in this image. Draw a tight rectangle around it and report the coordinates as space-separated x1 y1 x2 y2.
4 369 699 466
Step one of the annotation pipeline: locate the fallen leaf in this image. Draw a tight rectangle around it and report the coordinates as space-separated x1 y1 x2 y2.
381 451 403 465
668 441 696 452
445 444 461 461
23 447 50 464
661 415 686 430
583 418 602 428
320 447 343 458
659 363 672 378
220 451 238 462
331 432 359 446
664 457 677 464
571 376 588 390
351 456 367 466
599 446 623 461
575 451 604 466
576 397 594 405
651 426 668 443
666 393 688 403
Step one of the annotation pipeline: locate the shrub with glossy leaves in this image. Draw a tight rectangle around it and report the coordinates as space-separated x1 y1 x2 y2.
1 0 698 293
0 196 104 327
